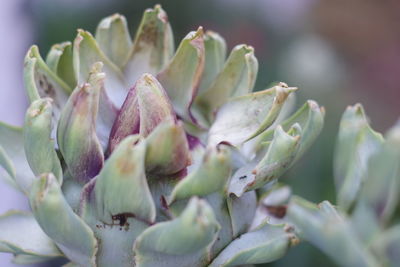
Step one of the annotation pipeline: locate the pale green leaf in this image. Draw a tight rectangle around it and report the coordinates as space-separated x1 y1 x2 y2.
24 98 62 183
45 41 76 88
96 14 132 68
29 174 97 266
334 104 384 211
195 44 258 123
0 210 62 258
124 5 174 85
134 197 220 267
209 222 297 267
95 135 156 223
287 197 378 267
208 83 296 147
73 30 128 107
0 122 34 193
157 28 204 123
169 145 231 203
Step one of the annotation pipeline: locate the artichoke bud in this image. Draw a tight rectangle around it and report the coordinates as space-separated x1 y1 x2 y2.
108 73 176 153
24 98 62 182
57 66 104 183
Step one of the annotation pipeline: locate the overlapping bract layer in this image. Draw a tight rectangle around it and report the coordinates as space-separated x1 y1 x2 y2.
0 5 325 267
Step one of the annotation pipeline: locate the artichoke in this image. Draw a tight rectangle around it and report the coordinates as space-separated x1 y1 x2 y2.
0 5 325 267
287 105 400 267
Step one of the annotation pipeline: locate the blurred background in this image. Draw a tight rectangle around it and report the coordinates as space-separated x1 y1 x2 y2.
0 0 399 266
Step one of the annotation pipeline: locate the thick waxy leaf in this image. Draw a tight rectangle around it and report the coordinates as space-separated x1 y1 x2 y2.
256 100 325 162
73 29 128 107
134 197 220 267
209 222 297 267
79 178 150 267
30 173 97 267
96 14 132 68
287 197 378 267
0 146 17 188
157 27 205 123
96 95 118 150
125 5 174 85
353 121 400 226
0 122 34 193
169 145 231 203
195 44 258 123
204 193 235 257
208 83 296 147
24 46 71 117
12 254 59 264
24 98 62 183
0 210 62 258
108 73 175 152
197 31 227 94
45 42 76 88
371 225 400 266
95 135 156 224
57 66 104 183
227 191 257 237
145 121 190 175
251 185 292 229
334 104 384 211
229 125 301 197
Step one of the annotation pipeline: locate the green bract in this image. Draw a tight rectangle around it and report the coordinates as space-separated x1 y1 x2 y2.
287 105 400 267
0 5 325 267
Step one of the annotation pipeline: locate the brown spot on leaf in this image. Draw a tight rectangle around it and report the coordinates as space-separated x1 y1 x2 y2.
265 205 287 218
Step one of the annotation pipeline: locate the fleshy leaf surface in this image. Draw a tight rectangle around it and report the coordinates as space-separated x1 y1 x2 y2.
209 222 297 267
255 100 325 163
145 120 190 175
108 73 175 153
197 31 227 94
45 42 76 88
0 122 34 193
79 178 150 267
229 125 301 197
57 66 104 183
124 5 174 85
169 145 231 203
195 44 258 123
157 27 205 123
24 46 71 118
73 30 128 107
95 14 132 68
287 197 378 267
95 135 156 224
208 83 296 147
134 197 220 267
353 121 400 227
30 173 98 267
24 98 62 183
334 104 384 211
0 210 62 258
